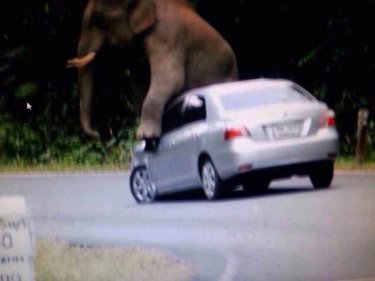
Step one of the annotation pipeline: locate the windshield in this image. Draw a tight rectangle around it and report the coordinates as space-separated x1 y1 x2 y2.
219 87 314 111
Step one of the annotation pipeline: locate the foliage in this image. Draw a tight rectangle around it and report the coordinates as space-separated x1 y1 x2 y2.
0 0 374 168
0 113 136 167
195 0 375 155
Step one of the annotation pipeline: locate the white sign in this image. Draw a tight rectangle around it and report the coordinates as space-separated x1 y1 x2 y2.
0 197 35 281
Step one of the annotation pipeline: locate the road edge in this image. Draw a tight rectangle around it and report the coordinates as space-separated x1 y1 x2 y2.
1 170 375 177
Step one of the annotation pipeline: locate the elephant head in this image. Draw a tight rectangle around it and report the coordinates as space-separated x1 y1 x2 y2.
68 0 238 141
67 0 156 138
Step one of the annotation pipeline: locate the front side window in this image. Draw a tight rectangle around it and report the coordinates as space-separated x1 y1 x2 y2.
161 100 184 134
161 96 206 135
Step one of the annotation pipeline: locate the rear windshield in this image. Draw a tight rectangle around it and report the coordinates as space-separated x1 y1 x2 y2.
219 87 314 111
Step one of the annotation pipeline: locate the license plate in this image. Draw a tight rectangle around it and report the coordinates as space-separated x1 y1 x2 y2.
273 122 301 139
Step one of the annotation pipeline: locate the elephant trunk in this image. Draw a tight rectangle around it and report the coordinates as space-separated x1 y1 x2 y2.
78 66 100 138
67 29 104 138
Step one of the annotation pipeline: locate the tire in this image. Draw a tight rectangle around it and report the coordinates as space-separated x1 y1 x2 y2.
243 178 270 194
309 161 334 189
130 166 157 203
200 159 223 200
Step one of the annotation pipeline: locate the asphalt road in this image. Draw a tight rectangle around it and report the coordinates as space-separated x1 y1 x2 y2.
0 171 374 281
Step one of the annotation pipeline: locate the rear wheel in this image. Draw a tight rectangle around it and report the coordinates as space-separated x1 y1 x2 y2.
201 159 223 200
130 166 157 203
309 161 334 189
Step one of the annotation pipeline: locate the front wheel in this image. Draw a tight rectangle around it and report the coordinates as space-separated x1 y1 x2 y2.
130 166 157 203
201 159 223 200
309 161 334 189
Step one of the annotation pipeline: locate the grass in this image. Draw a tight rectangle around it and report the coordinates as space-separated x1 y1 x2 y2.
0 161 128 173
335 156 375 170
1 157 375 173
34 239 195 281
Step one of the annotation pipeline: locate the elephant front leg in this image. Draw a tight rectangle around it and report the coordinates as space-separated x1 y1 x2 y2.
136 51 184 141
136 94 164 140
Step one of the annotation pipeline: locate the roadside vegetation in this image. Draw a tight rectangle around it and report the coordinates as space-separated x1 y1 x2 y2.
1 156 374 172
35 240 195 281
1 0 374 170
335 156 375 171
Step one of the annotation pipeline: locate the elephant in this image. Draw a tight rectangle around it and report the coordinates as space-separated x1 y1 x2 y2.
67 0 238 140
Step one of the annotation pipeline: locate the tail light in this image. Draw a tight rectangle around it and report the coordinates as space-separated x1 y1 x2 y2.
224 125 250 140
320 110 336 127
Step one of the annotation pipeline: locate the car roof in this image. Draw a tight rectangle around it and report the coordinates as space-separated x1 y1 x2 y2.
164 79 304 110
185 78 296 98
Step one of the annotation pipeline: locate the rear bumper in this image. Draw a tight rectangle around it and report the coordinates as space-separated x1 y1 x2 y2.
225 160 333 186
211 128 339 181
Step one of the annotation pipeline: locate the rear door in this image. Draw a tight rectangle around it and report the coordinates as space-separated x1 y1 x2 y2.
176 95 207 187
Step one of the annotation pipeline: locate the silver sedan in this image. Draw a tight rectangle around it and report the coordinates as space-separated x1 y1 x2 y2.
129 79 339 203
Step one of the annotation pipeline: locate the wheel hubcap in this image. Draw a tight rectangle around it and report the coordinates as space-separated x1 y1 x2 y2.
202 162 216 198
132 168 155 203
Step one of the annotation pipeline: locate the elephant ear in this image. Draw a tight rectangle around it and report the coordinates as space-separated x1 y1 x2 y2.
129 0 156 34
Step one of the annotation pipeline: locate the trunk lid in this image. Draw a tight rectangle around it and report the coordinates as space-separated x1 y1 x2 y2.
225 101 327 141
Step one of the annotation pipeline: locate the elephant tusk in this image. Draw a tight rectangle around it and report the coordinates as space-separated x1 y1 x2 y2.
67 52 96 68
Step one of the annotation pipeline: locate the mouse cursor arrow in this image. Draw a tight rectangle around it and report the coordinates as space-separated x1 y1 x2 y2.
27 103 32 110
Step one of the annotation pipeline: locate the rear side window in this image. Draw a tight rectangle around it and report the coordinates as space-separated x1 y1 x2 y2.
220 87 313 111
182 96 206 125
161 96 206 134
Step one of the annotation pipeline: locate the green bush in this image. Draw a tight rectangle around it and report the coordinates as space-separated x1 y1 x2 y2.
0 114 136 168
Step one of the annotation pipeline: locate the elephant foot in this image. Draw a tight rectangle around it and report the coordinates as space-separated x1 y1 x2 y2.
136 122 161 140
136 122 161 152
